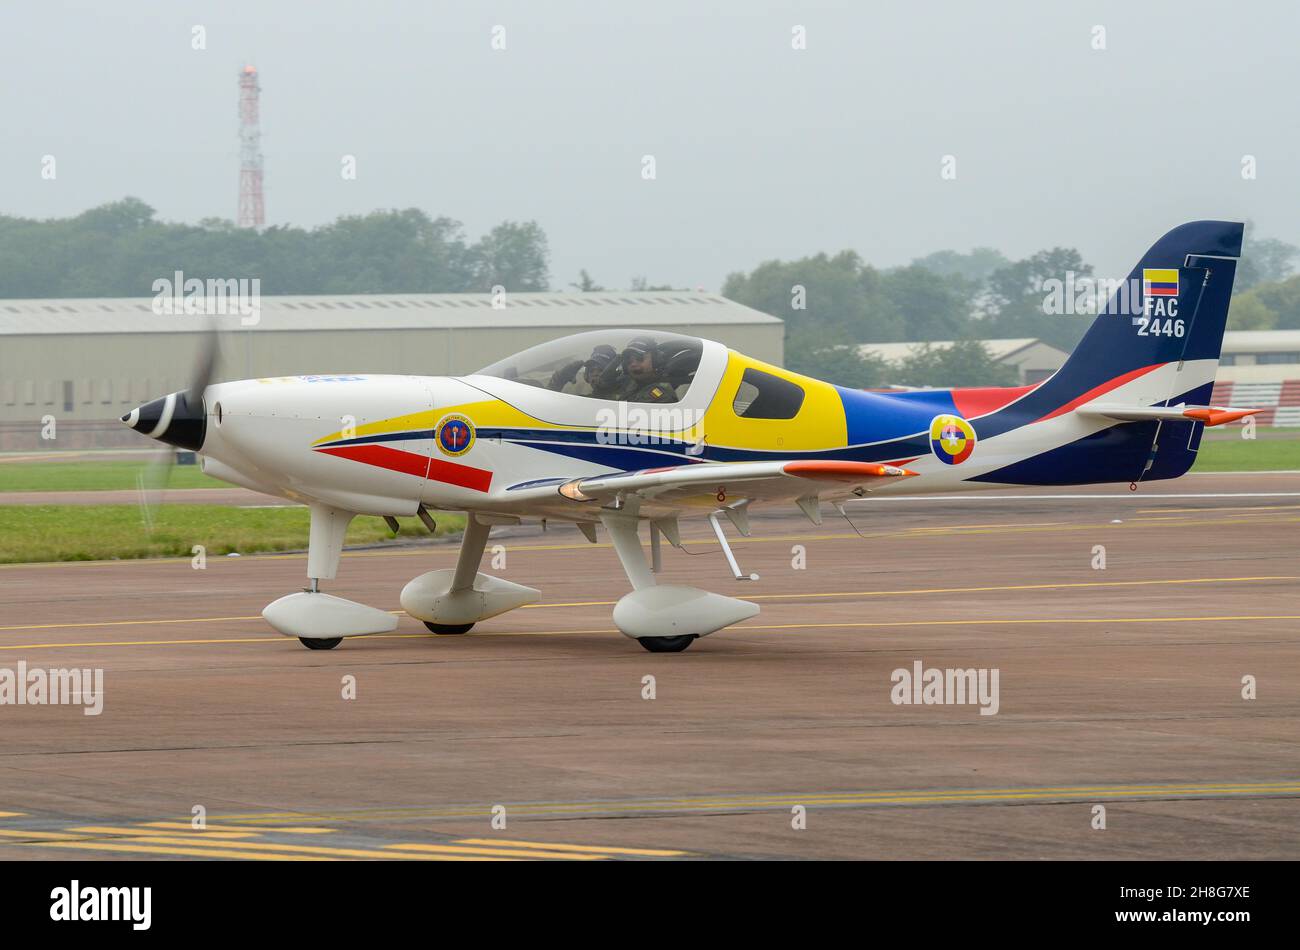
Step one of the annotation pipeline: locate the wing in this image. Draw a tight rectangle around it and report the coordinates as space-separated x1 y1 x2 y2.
498 459 916 522
565 459 915 505
1077 403 1260 427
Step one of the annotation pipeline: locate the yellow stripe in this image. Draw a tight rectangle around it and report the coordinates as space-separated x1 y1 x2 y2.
137 821 335 834
311 399 570 446
3 610 1298 654
736 614 1300 632
208 780 1300 825
453 837 689 857
68 825 258 839
385 843 606 860
0 811 25 818
25 840 331 860
4 510 1297 572
35 835 514 861
4 575 1288 634
528 575 1298 609
0 829 83 840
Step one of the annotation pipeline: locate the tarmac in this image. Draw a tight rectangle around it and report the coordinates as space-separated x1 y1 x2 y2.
1 472 1298 860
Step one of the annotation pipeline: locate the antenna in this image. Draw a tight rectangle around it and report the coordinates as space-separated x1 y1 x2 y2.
237 65 264 229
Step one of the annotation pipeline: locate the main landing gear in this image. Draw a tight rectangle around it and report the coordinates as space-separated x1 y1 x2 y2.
637 634 697 653
261 501 761 654
423 622 475 635
601 504 759 654
399 514 539 634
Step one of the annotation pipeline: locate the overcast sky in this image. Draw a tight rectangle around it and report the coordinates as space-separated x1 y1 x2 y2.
3 0 1296 289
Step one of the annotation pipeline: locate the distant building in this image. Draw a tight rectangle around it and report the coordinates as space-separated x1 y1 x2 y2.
0 292 783 451
856 338 1069 386
1212 330 1300 426
855 331 1300 426
1218 331 1300 382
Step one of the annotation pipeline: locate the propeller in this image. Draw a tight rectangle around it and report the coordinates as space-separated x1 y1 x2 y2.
129 321 221 530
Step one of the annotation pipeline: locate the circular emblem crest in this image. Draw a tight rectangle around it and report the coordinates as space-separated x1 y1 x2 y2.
929 414 976 465
436 414 475 457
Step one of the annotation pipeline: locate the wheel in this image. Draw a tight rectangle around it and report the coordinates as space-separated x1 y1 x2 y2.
423 621 475 635
300 637 342 650
637 635 698 653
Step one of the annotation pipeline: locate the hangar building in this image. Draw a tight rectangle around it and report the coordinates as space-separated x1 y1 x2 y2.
0 292 784 451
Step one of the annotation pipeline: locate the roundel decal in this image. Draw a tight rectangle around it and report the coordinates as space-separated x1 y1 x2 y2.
435 414 475 457
929 414 976 465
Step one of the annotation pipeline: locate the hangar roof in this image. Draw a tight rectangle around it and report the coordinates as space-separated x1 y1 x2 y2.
856 338 1067 363
1222 330 1300 353
0 292 780 336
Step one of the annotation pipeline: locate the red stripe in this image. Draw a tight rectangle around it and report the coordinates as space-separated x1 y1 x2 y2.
951 384 1036 419
1036 364 1163 423
317 445 492 492
429 457 493 492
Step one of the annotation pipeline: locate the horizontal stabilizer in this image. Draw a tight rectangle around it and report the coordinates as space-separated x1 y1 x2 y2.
1077 403 1260 427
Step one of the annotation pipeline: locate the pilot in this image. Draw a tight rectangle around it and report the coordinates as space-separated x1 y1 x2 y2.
548 344 619 397
618 336 677 403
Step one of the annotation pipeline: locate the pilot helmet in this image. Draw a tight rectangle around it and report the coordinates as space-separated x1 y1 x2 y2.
586 344 618 373
622 336 658 365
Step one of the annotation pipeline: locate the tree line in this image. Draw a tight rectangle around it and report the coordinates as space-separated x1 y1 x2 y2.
3 199 1296 388
0 197 550 298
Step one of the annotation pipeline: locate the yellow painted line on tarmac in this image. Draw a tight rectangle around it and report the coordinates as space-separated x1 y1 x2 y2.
25 840 332 860
3 608 1298 653
523 575 1299 609
138 821 335 835
68 825 258 839
0 811 25 818
4 575 1291 634
0 829 83 840
30 834 514 861
0 636 287 651
0 615 264 632
211 780 1300 824
0 634 437 651
4 509 1298 572
386 843 606 860
1138 504 1300 514
453 837 689 857
735 614 1300 632
123 837 511 860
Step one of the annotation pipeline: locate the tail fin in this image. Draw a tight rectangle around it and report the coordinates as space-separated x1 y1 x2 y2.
1051 219 1243 405
974 221 1243 484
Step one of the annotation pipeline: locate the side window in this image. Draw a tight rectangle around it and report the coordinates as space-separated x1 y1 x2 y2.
731 368 804 419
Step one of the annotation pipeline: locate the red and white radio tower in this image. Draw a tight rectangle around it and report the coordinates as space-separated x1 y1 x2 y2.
237 65 265 229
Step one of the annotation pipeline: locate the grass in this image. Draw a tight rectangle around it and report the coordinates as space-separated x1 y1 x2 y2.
1192 435 1300 472
0 460 224 492
0 505 465 565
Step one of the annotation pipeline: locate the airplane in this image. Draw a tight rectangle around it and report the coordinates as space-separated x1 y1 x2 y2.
123 220 1257 653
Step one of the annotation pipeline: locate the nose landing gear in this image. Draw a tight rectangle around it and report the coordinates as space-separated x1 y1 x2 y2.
262 504 400 649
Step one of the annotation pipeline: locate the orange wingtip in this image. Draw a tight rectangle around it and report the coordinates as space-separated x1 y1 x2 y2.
783 460 919 481
1182 407 1259 427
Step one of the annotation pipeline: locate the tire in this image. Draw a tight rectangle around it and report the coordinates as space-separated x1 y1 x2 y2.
423 621 475 635
637 635 697 653
300 637 342 650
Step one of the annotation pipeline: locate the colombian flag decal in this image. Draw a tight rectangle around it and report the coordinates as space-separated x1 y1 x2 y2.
1142 268 1179 297
930 414 976 465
